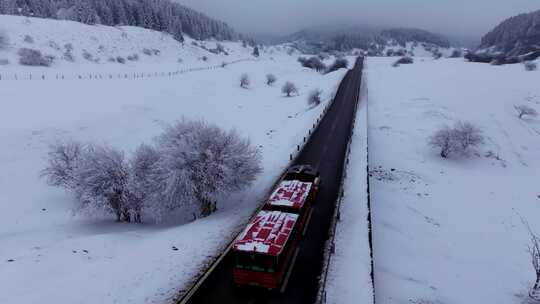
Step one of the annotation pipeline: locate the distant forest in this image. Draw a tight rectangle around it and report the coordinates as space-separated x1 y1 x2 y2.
0 0 239 41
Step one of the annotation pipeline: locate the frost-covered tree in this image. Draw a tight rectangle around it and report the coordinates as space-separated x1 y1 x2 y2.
41 140 84 189
298 56 326 72
282 81 298 97
308 89 323 107
428 126 457 158
75 145 131 222
515 105 539 119
127 143 161 223
266 73 277 86
240 73 250 89
428 121 484 158
155 119 262 217
327 58 349 73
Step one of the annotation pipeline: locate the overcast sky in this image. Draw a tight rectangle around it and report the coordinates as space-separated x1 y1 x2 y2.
177 0 539 38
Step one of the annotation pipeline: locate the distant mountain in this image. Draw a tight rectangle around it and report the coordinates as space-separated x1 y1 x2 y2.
280 25 451 54
479 9 540 56
0 0 239 41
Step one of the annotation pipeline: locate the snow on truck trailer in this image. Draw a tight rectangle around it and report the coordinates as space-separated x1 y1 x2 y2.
232 165 319 290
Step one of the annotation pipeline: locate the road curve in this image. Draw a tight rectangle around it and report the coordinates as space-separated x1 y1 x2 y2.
179 57 364 304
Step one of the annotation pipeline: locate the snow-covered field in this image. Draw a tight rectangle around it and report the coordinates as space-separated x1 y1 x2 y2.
0 15 348 304
367 57 540 303
326 69 374 304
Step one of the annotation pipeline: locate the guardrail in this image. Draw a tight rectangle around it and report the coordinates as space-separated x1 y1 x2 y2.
0 58 256 81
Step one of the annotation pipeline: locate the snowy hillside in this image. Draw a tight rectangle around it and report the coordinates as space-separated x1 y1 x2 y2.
0 15 351 304
0 14 252 73
366 57 540 303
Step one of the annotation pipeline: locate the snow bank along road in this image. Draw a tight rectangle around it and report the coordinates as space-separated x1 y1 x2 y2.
179 57 365 304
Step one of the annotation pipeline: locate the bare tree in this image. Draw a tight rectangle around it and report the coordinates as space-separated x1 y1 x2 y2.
515 105 539 119
453 121 485 152
428 121 484 158
308 89 323 107
240 73 250 89
428 126 457 158
266 73 277 86
282 81 298 97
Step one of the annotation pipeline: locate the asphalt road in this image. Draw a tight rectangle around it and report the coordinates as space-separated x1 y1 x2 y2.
180 57 364 304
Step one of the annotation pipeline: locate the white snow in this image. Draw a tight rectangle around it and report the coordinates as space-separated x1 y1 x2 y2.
267 180 312 208
367 57 540 303
326 69 374 304
0 15 348 304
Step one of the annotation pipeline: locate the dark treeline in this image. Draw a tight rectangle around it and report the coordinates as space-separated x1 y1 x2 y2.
0 0 239 41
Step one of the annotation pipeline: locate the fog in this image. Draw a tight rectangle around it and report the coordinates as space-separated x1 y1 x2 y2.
177 0 539 38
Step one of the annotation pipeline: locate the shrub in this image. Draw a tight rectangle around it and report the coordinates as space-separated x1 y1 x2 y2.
252 46 260 57
396 56 414 65
18 48 53 67
116 56 126 64
41 141 84 189
0 59 9 65
48 40 61 51
127 54 139 61
64 43 74 52
282 81 298 97
221 61 227 68
142 48 153 56
524 61 537 71
266 74 277 86
515 105 538 119
327 58 349 73
23 35 34 43
298 56 326 72
201 56 208 62
177 58 183 63
82 50 94 62
308 89 323 107
450 49 462 58
240 73 250 89
108 57 116 62
63 50 75 62
0 30 9 50
428 121 484 158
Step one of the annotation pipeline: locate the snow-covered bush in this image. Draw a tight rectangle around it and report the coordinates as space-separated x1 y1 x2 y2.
48 40 61 51
142 48 153 56
0 30 8 50
18 48 54 67
298 56 326 72
450 49 463 58
0 59 9 65
327 58 349 73
240 73 250 89
282 81 299 97
266 73 277 86
154 119 262 217
393 56 414 67
524 61 537 71
82 50 95 62
428 121 484 158
252 46 260 57
116 56 126 64
308 89 323 107
515 105 538 119
127 54 139 61
23 35 34 43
